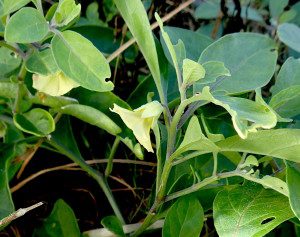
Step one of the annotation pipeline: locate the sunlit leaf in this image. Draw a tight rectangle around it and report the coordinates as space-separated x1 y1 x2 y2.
213 183 294 237
5 7 49 43
51 30 112 92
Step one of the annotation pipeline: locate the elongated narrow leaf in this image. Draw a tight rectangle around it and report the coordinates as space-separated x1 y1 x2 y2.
286 161 300 220
198 33 277 94
163 196 204 237
200 87 277 139
0 146 15 223
51 30 112 92
58 104 121 136
213 183 294 237
278 23 300 53
33 199 81 237
217 129 300 162
113 0 161 95
5 8 49 43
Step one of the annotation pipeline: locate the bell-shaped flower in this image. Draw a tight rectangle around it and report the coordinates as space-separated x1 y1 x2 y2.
111 101 163 152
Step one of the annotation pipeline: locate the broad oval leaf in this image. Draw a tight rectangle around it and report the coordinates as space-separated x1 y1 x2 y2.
286 161 300 220
0 0 31 17
270 57 300 118
198 33 277 94
213 183 294 237
51 30 112 92
163 196 204 237
278 23 300 53
58 104 121 136
13 108 55 136
217 129 300 162
33 199 81 237
199 61 231 85
5 7 49 43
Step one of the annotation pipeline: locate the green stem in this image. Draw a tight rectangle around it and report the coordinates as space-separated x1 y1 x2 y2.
105 137 120 177
13 62 27 114
35 0 44 15
212 152 218 176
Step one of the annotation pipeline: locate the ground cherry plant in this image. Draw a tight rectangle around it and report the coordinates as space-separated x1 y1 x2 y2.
1 0 300 236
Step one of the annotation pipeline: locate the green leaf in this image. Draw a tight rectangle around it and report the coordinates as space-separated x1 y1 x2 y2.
101 216 125 237
198 33 277 94
0 47 21 76
13 108 55 136
199 61 231 85
51 0 81 27
271 57 300 94
278 23 300 53
51 30 112 92
57 104 121 136
0 0 31 17
286 161 300 220
0 145 15 222
26 48 59 75
213 183 294 237
200 87 277 139
182 59 205 86
269 0 288 19
5 7 49 43
270 57 300 118
163 196 204 237
33 199 81 237
155 13 181 87
163 26 213 61
172 115 219 159
30 92 79 108
217 129 300 162
269 85 300 118
72 26 138 61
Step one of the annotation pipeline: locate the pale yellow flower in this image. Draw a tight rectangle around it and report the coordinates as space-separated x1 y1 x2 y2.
110 101 163 152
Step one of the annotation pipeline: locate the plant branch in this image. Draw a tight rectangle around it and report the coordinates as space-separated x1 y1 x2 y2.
105 137 121 177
